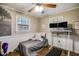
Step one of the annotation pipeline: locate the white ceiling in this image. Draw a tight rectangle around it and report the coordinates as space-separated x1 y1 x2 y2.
0 3 79 18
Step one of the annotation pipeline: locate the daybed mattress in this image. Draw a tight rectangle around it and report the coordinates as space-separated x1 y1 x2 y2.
19 40 45 56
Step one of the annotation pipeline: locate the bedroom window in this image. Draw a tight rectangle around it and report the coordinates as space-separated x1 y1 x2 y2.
16 16 30 33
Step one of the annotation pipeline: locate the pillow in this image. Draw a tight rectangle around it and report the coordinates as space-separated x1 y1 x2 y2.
35 33 45 41
31 32 47 41
32 38 37 40
31 34 43 41
37 37 43 41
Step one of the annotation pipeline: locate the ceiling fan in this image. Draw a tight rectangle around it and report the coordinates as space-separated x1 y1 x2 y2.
28 3 57 14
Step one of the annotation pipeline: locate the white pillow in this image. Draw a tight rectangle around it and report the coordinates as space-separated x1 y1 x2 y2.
36 33 47 41
31 33 42 41
31 32 47 41
31 34 37 40
35 33 43 41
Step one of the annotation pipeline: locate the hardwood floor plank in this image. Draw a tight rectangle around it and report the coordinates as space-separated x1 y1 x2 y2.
37 47 49 56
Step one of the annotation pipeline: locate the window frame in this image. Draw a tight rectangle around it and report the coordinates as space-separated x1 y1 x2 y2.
16 16 30 33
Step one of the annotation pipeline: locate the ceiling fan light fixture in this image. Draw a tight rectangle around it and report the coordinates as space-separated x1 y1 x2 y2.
34 5 44 12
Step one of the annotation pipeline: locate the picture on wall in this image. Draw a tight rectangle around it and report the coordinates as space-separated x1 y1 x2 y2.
75 21 79 29
0 6 11 36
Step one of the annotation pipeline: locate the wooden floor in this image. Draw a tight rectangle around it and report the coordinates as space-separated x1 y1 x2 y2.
7 52 20 56
37 47 79 56
37 47 49 56
7 46 79 56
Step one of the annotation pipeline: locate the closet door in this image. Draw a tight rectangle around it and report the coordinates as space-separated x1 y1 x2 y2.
53 34 67 50
74 40 79 53
58 37 66 49
53 36 66 49
66 39 73 51
53 33 59 47
53 37 59 47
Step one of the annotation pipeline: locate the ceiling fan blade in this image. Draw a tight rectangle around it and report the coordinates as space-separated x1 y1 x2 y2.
41 4 56 8
28 3 39 12
28 7 35 12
